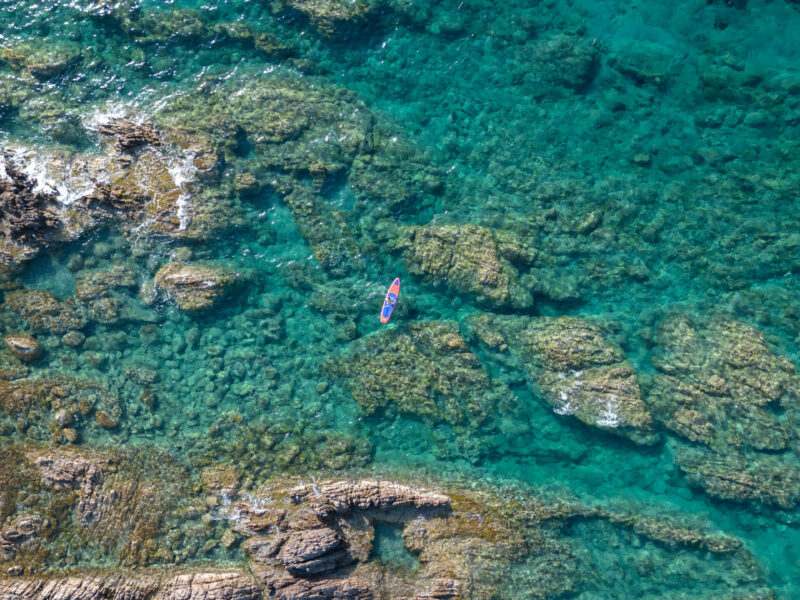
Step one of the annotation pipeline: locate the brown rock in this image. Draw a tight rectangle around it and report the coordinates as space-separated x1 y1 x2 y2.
277 528 351 575
96 411 118 429
265 575 372 600
4 334 42 362
160 571 261 600
61 428 79 444
413 579 460 600
97 118 162 152
291 480 451 520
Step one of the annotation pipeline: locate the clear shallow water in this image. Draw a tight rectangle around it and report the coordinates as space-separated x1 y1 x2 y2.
1 0 800 597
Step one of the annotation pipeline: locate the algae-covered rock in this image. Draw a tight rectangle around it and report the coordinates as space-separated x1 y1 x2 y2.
673 443 800 510
285 0 374 37
398 224 535 309
649 315 800 507
0 374 122 443
649 316 797 451
326 321 518 429
468 313 657 445
74 265 154 324
527 34 599 92
153 262 243 312
4 289 86 333
155 76 372 174
3 335 42 362
0 41 80 80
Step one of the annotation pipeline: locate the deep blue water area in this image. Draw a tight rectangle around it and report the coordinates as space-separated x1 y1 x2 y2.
2 0 800 597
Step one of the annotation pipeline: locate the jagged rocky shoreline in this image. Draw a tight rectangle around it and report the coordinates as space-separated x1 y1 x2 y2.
0 446 772 599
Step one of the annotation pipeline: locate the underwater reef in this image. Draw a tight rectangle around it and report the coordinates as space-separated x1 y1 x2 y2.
2 0 800 597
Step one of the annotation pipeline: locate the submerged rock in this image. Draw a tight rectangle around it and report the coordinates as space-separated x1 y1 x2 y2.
0 41 80 80
398 224 535 309
3 335 42 362
649 315 800 507
285 0 374 37
4 289 86 333
327 321 519 432
468 314 657 445
153 262 242 312
0 375 121 443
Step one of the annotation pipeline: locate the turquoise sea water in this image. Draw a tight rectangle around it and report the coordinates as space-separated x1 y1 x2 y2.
2 0 800 597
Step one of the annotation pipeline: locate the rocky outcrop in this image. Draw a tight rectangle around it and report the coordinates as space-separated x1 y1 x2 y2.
284 0 373 38
398 224 535 309
0 153 61 267
34 455 106 526
468 313 657 444
290 480 450 520
97 118 162 152
0 446 774 599
0 515 44 560
153 262 242 312
3 335 42 362
648 315 800 507
0 571 259 600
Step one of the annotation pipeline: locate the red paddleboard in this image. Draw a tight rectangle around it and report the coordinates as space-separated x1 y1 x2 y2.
380 278 400 324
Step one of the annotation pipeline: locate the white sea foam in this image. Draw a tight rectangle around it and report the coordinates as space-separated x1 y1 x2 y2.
3 146 110 206
82 101 139 133
0 158 9 182
166 150 200 231
596 394 621 428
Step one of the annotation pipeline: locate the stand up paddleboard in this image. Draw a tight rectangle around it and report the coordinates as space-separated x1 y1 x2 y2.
380 278 400 324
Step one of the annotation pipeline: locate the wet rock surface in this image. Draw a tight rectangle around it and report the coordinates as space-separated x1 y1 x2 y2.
0 154 61 267
468 314 657 445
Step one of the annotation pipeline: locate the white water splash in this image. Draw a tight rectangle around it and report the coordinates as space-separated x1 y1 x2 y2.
3 146 110 205
82 101 140 133
166 150 200 231
553 371 584 416
596 394 621 428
